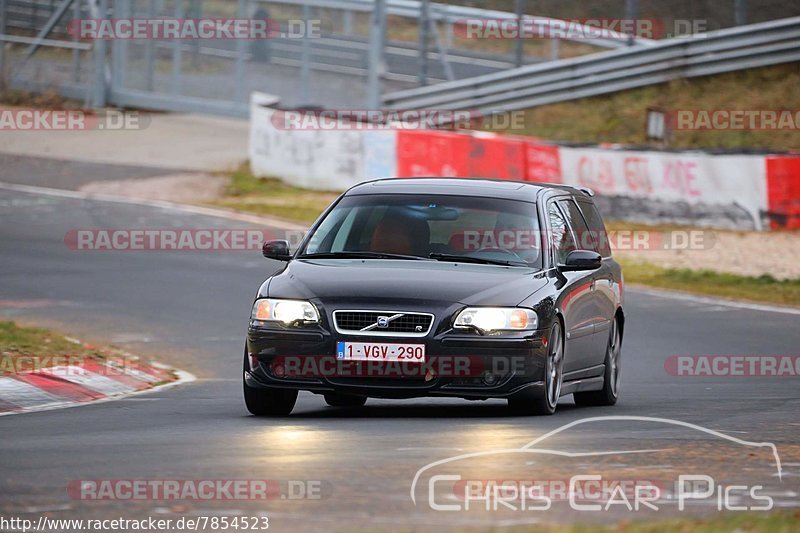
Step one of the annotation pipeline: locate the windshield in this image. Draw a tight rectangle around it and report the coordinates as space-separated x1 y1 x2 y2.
300 194 542 268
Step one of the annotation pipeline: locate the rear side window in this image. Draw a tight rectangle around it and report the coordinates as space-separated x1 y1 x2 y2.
577 200 612 257
547 202 577 265
558 199 596 254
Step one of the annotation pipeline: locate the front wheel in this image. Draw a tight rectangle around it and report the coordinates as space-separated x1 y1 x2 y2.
508 321 563 416
574 318 621 407
244 384 298 416
243 349 298 416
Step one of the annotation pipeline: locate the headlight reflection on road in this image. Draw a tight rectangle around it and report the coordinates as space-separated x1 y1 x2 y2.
257 426 341 458
269 426 318 445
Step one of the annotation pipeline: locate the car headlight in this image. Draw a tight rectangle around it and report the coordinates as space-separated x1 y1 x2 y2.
251 298 319 325
454 307 538 333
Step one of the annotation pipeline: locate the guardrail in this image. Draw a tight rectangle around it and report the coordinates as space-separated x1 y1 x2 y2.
270 0 652 49
382 16 800 112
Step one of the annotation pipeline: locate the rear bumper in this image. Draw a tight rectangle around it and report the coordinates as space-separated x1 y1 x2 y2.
245 322 549 399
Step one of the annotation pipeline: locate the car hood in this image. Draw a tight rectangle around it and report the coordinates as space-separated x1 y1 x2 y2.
263 259 548 307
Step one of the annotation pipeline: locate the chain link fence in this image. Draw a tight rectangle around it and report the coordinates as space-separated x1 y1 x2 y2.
2 0 799 115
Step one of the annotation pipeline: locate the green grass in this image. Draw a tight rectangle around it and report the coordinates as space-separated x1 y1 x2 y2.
0 321 110 374
210 164 337 223
0 89 82 110
485 63 800 152
619 259 800 307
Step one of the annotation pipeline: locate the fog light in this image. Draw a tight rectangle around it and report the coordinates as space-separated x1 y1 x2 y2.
481 371 499 386
270 362 285 377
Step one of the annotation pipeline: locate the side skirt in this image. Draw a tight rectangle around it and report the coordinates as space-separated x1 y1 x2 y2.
560 373 605 396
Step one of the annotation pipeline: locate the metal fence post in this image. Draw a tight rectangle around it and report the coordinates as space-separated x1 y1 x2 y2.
514 0 524 67
0 0 6 90
92 0 108 107
625 0 638 45
71 0 81 82
234 0 247 102
112 0 129 92
550 38 560 61
418 0 430 86
300 3 311 104
735 0 748 26
170 0 184 95
144 0 155 91
366 0 386 108
343 9 353 35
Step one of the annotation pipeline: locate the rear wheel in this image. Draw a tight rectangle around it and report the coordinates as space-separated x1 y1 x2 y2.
574 318 621 407
243 349 298 416
324 393 367 407
508 321 563 416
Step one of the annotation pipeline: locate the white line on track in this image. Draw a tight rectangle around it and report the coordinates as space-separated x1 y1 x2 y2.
0 181 306 231
628 286 800 316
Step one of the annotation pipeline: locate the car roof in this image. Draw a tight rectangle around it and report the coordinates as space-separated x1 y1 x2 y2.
345 177 587 201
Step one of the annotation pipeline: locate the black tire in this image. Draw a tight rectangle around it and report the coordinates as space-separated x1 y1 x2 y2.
574 318 621 407
324 392 367 407
243 349 298 416
508 321 563 416
244 384 298 416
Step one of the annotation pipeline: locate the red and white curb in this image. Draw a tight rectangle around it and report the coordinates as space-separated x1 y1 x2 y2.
0 358 195 416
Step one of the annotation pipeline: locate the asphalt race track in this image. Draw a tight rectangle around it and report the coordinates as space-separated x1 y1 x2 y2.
1 186 799 531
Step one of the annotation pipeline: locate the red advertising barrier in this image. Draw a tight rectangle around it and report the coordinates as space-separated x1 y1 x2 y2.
467 132 527 180
525 142 563 184
766 155 800 229
396 131 800 231
396 130 469 177
396 130 527 180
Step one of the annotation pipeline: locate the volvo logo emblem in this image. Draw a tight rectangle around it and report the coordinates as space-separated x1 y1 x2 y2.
358 313 406 332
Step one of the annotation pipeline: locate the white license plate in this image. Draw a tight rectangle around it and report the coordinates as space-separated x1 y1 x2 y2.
336 342 426 362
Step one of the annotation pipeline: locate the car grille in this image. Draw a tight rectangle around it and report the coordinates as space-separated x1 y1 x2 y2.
333 311 434 336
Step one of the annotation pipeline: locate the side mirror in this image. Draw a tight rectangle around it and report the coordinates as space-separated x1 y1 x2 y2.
560 250 602 272
262 240 291 261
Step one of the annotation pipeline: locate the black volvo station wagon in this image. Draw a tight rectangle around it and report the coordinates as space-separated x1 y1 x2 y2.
244 178 624 416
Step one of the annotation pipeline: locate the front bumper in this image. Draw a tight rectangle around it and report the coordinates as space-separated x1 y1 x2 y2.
245 321 549 399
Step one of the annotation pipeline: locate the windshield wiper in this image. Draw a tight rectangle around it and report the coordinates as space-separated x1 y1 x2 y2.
429 253 528 267
299 251 431 261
